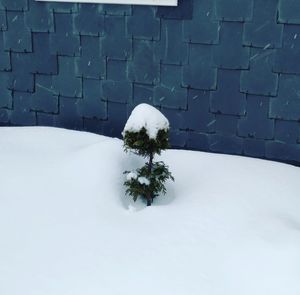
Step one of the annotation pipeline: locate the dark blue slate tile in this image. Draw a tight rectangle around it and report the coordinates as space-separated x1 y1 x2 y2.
0 72 12 108
183 44 217 90
126 101 134 116
210 69 246 115
156 19 188 65
103 4 131 16
240 48 278 96
107 59 127 81
132 83 153 106
209 134 243 155
183 0 219 45
127 6 160 40
47 2 78 13
157 0 193 20
37 113 55 127
215 0 253 22
75 35 105 79
0 0 28 11
215 114 239 135
0 108 10 124
160 108 186 130
243 138 266 157
31 75 58 113
275 120 299 144
10 91 36 126
214 22 249 69
83 117 104 134
11 51 34 72
271 99 300 121
187 132 209 150
279 0 300 24
244 24 283 49
185 89 215 132
102 101 127 138
102 80 132 103
266 141 300 163
102 16 131 59
73 4 104 36
274 52 300 74
10 52 34 92
169 130 188 148
25 0 54 33
0 32 10 71
4 11 32 52
274 25 300 74
55 97 83 130
50 13 80 56
270 74 300 120
32 33 58 74
279 24 300 48
79 78 107 119
243 0 283 48
0 11 7 30
128 40 159 85
154 64 187 109
0 0 298 167
52 56 82 97
251 0 280 21
238 95 274 139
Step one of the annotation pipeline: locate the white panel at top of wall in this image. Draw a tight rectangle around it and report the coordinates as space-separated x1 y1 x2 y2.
36 0 178 6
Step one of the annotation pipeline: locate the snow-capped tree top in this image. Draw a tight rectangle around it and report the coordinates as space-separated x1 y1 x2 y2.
122 103 169 139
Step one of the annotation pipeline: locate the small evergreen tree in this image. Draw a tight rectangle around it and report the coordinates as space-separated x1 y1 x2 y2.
123 104 174 206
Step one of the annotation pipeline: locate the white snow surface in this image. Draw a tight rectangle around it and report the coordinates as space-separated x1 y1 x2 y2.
122 103 169 139
126 171 138 181
138 176 150 186
0 127 300 295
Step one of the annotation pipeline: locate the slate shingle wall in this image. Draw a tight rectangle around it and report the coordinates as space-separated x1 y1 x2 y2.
0 0 300 165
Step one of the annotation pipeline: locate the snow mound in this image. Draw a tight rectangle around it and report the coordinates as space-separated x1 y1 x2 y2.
122 103 169 139
0 127 300 295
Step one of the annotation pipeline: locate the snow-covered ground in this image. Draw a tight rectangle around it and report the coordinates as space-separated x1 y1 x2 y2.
0 127 299 295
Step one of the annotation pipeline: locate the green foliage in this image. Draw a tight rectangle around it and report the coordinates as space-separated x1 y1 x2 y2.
124 162 174 203
123 127 169 158
123 128 174 206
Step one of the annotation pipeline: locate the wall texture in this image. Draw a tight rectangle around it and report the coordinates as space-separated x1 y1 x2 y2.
0 0 300 165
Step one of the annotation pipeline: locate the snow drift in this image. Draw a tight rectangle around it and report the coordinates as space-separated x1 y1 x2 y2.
0 127 299 295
